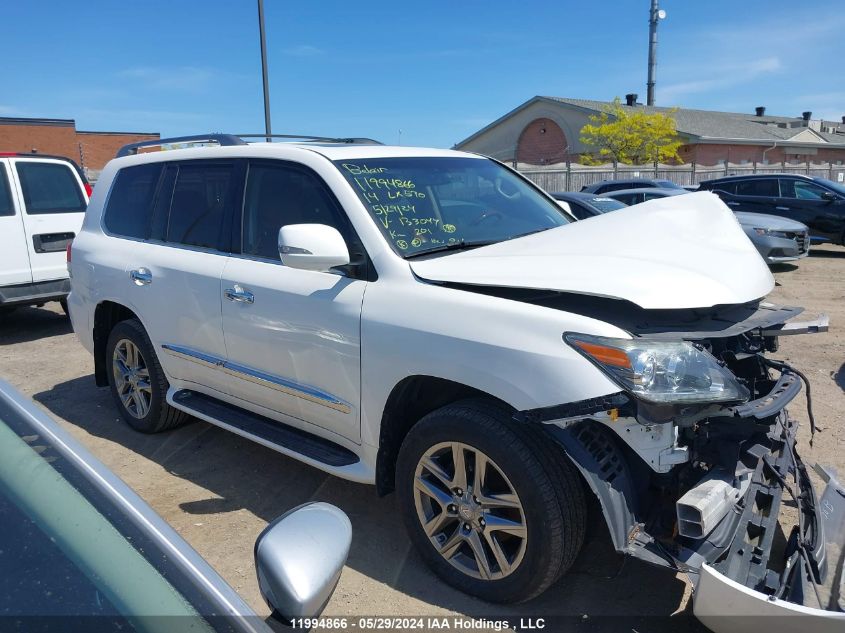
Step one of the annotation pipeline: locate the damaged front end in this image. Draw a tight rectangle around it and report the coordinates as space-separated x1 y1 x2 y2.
517 305 844 627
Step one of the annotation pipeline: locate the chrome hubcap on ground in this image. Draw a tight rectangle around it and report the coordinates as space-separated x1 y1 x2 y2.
413 442 527 580
112 339 152 419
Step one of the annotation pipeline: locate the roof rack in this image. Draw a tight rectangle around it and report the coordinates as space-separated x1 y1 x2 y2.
116 134 246 158
116 133 382 158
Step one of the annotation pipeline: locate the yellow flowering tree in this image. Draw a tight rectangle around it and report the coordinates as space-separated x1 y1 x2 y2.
579 98 682 165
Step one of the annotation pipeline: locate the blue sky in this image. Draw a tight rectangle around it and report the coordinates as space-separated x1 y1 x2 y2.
1 1 842 148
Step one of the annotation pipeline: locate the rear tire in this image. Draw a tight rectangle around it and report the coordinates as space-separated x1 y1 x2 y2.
105 319 188 433
396 399 586 603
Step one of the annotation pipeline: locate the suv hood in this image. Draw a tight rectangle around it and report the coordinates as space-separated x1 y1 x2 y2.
410 192 774 310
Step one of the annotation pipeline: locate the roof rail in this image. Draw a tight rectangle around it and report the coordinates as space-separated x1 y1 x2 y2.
116 134 247 158
236 134 383 145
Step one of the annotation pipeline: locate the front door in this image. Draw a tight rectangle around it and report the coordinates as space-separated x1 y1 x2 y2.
221 160 366 442
778 178 845 242
11 158 87 282
0 160 31 288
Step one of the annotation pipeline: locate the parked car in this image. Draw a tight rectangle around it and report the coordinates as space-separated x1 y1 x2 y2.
0 377 350 629
699 173 845 245
604 188 810 263
580 177 685 195
550 191 628 219
68 134 844 626
0 153 90 315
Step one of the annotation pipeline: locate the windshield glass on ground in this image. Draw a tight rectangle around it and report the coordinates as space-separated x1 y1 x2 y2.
589 197 628 213
333 157 570 257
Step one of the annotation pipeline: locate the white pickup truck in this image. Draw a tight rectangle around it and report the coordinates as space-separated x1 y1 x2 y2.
67 134 844 629
0 153 89 314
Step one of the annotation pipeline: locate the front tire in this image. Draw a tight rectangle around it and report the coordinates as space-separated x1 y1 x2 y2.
105 319 187 433
396 399 586 603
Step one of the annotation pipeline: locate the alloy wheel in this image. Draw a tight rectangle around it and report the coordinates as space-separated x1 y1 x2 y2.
413 441 527 580
112 338 152 419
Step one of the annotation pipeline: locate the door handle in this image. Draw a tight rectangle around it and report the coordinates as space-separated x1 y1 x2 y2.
225 285 254 304
775 206 790 211
130 268 152 285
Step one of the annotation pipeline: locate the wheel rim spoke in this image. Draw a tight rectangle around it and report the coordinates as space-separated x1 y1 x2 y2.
423 509 452 537
473 452 487 496
421 456 453 490
484 514 527 537
414 475 452 507
478 492 521 510
484 530 512 575
437 527 464 559
466 530 492 580
451 445 468 492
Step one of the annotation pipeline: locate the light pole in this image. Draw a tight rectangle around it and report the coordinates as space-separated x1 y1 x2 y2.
257 0 272 141
646 0 666 106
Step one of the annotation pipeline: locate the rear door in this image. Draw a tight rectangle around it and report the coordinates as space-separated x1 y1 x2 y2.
11 158 88 282
730 178 780 216
122 159 243 395
0 159 31 287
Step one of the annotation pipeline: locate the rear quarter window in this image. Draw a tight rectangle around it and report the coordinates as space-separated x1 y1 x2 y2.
15 162 86 215
103 164 163 239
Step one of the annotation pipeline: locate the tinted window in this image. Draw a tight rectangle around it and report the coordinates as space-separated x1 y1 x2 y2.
243 163 348 260
655 180 683 189
588 197 628 213
0 166 12 217
103 164 162 239
780 179 828 200
167 163 234 249
736 179 778 197
15 162 86 214
711 182 737 195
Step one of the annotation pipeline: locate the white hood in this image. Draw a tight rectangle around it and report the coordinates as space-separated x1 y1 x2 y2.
410 192 774 310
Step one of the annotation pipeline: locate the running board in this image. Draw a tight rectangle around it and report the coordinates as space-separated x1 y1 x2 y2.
171 390 359 467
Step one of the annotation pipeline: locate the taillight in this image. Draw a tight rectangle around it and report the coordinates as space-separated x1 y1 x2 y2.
84 182 93 197
66 242 72 264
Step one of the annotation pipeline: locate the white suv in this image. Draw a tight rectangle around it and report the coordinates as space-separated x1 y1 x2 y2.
1 153 90 314
68 135 844 625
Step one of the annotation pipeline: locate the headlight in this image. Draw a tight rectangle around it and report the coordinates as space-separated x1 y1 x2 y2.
753 228 792 238
565 334 749 404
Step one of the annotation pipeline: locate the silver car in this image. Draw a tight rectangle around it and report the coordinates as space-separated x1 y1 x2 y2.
604 188 810 264
0 378 351 630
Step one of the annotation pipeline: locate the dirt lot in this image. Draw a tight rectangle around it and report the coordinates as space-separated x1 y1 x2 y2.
1 245 843 630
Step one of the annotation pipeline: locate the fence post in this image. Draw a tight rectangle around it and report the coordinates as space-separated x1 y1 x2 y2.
653 160 658 178
806 160 811 175
691 162 696 185
565 161 571 192
752 160 757 174
724 161 729 177
612 160 618 179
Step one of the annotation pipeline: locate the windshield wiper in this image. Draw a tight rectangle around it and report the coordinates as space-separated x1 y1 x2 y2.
404 239 498 259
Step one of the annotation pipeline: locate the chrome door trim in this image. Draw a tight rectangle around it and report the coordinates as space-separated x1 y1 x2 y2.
161 344 352 414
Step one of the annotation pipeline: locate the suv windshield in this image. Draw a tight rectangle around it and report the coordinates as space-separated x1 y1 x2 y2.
334 157 569 257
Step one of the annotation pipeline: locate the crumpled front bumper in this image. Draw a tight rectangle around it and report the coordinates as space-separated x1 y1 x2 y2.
694 465 845 631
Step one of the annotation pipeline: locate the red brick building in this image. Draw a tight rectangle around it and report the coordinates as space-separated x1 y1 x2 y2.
455 96 845 166
0 116 159 177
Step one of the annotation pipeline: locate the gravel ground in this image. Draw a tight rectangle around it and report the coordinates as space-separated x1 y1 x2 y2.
1 245 843 631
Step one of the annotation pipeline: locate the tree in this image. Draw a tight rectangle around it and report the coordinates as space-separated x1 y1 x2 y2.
579 97 682 165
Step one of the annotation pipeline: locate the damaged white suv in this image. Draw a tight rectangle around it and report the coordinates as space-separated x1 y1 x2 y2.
68 135 844 626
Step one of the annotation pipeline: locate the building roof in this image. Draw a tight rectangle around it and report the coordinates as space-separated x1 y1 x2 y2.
456 96 845 148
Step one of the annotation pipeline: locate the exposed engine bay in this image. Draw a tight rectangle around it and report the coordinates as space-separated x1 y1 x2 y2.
513 297 843 621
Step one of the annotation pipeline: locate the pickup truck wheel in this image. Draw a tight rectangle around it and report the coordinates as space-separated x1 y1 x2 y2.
396 399 586 603
105 319 187 433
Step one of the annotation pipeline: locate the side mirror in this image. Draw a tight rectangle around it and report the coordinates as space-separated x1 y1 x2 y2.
821 191 838 202
278 224 350 272
255 502 352 622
